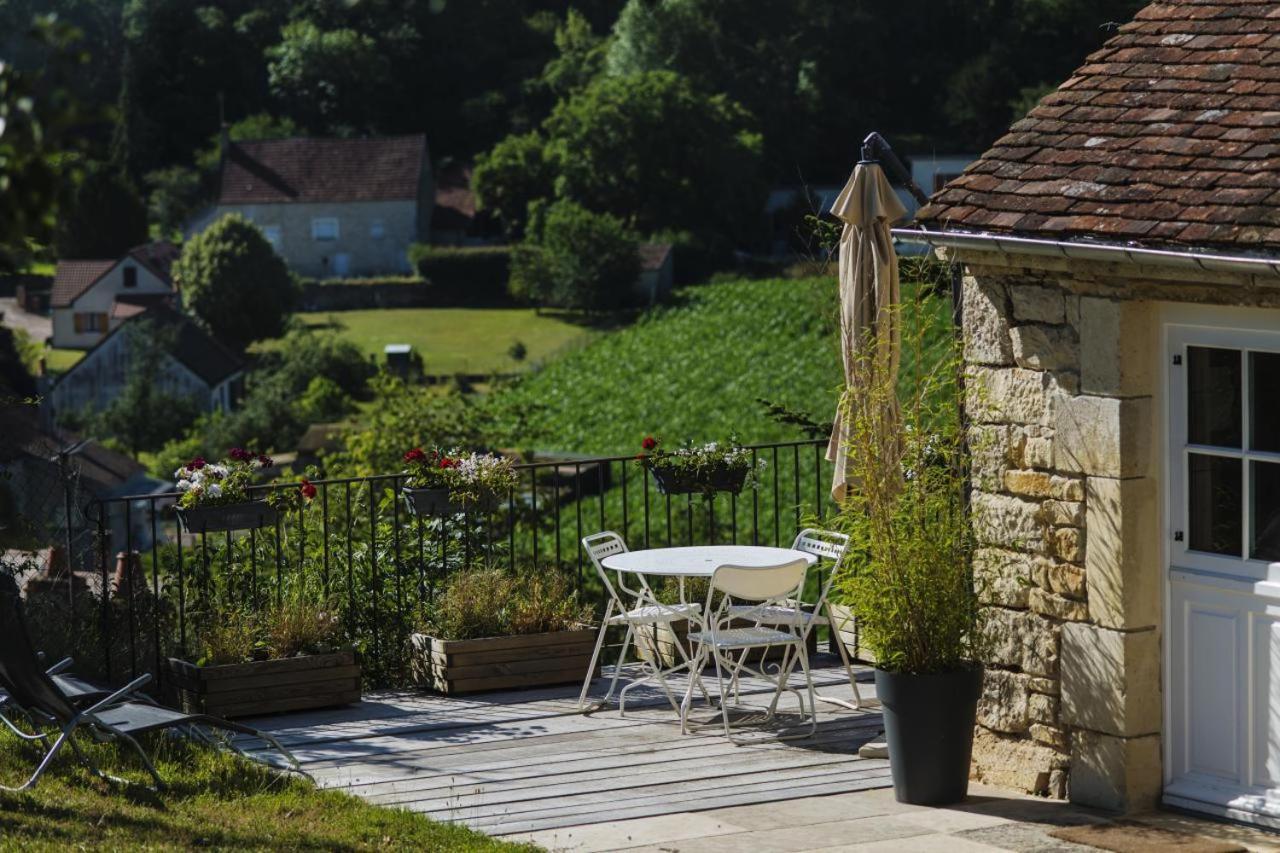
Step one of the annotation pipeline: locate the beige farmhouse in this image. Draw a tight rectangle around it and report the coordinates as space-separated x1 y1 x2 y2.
50 242 179 349
906 0 1280 826
188 134 432 279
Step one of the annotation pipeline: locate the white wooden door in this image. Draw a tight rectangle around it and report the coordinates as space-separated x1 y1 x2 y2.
1165 320 1280 827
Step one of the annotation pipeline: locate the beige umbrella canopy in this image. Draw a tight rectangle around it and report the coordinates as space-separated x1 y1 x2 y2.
825 160 908 503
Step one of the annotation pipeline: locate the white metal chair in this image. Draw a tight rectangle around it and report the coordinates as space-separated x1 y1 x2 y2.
725 528 861 710
680 559 817 743
578 532 707 714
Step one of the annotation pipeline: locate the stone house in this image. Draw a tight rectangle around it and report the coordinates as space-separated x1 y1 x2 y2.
50 304 243 417
50 242 179 349
187 134 431 279
904 0 1280 827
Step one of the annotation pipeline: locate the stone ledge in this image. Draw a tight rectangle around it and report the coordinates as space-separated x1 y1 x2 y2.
1053 394 1153 478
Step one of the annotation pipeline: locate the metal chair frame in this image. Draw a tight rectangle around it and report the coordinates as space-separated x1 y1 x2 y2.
680 560 818 743
577 531 708 714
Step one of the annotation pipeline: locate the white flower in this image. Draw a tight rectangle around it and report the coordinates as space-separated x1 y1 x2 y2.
208 464 229 478
176 479 192 492
207 484 223 498
174 467 186 479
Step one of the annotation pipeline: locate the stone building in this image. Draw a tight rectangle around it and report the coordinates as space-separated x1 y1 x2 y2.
904 0 1280 827
188 134 431 278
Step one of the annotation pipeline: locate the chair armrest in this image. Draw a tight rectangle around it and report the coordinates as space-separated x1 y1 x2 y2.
45 657 75 676
80 673 153 717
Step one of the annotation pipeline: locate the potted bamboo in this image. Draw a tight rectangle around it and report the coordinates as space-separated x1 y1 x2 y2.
409 567 596 694
635 436 764 498
173 449 279 533
833 309 983 806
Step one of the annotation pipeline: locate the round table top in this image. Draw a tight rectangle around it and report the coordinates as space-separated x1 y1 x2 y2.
601 545 816 577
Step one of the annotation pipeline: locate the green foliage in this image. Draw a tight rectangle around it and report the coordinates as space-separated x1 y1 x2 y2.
539 9 608 98
832 291 980 675
295 375 354 425
266 20 390 134
471 132 554 239
408 244 513 304
510 200 640 311
143 164 204 237
425 566 590 641
55 163 149 259
173 213 298 350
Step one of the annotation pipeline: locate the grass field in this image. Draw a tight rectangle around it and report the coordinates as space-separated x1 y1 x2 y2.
0 735 530 852
43 347 84 374
286 308 616 376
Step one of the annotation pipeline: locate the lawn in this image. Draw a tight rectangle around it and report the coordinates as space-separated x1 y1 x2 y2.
43 347 83 374
285 308 615 376
0 734 533 852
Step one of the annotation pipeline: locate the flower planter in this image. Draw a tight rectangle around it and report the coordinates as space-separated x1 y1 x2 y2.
649 466 748 496
636 617 817 669
402 487 464 517
409 628 599 694
176 501 278 534
876 664 982 805
827 602 877 664
163 650 361 719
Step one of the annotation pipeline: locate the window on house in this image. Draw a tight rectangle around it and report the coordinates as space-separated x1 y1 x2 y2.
312 218 339 241
74 312 108 333
262 225 283 250
370 219 386 240
122 266 137 288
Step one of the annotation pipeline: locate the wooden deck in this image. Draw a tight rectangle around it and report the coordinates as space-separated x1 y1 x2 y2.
245 654 890 838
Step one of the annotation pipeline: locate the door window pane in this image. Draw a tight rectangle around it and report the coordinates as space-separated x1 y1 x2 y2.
1189 453 1242 557
1188 346 1242 448
1252 461 1280 561
1251 352 1280 453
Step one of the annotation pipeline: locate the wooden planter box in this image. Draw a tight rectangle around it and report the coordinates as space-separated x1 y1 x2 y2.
636 617 817 669
176 501 277 534
827 602 877 664
649 466 748 496
164 650 361 719
410 628 599 695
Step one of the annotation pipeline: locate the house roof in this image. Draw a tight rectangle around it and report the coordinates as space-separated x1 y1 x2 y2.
432 163 476 232
916 0 1280 254
50 242 180 308
111 292 174 320
218 135 428 205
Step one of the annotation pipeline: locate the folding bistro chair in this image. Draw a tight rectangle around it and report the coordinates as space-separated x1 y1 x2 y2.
578 532 707 714
0 658 119 744
680 559 818 743
725 528 862 710
0 576 302 792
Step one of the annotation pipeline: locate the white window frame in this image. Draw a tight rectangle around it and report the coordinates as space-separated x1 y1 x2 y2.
311 217 339 241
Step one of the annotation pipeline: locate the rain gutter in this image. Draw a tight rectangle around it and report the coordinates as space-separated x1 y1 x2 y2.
892 227 1280 278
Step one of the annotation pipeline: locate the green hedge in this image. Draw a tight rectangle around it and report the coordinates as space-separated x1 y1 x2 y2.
408 244 512 305
299 276 424 287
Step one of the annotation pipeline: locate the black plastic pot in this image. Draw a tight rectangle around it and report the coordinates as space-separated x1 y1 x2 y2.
176 501 277 534
402 487 463 517
649 465 748 496
874 664 983 806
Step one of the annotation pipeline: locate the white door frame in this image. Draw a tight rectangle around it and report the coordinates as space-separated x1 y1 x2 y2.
1162 302 1280 827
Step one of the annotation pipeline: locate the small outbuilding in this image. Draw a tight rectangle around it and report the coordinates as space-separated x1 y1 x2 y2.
906 0 1280 826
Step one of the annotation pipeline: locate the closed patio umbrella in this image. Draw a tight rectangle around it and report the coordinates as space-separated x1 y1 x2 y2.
825 159 907 503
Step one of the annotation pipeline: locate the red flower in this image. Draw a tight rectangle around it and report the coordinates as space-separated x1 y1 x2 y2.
187 457 206 471
257 454 274 468
439 457 455 469
300 479 317 500
641 436 657 451
404 448 427 463
228 447 251 462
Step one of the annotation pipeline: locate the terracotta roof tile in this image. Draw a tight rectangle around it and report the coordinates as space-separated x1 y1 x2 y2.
218 135 427 205
51 260 115 308
918 0 1280 253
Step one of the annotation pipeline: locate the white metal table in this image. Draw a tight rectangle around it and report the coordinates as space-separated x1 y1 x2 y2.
601 545 817 579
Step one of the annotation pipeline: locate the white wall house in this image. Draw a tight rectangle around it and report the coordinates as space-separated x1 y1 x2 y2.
50 242 179 349
186 134 432 279
49 305 243 417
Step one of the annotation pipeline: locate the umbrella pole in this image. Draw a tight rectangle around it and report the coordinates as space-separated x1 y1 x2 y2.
859 131 930 207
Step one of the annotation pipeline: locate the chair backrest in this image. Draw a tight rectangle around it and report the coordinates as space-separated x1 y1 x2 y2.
792 528 850 564
581 531 634 604
710 559 809 603
0 574 79 725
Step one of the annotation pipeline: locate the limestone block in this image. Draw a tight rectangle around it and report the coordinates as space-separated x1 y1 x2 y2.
978 669 1031 733
1065 295 1081 329
1086 476 1160 630
972 492 1045 552
1054 394 1153 478
1042 499 1084 527
1011 285 1066 324
971 727 1070 797
1070 730 1162 812
1028 676 1059 695
1029 588 1089 622
981 607 1060 677
1024 437 1054 469
968 426 1011 492
964 276 1014 365
1004 470 1054 499
1011 325 1079 372
973 548 1033 608
1047 562 1087 600
1029 691 1059 725
1050 475 1084 501
967 367 1052 426
1031 724 1069 752
1032 558 1051 590
1061 623 1161 737
1080 298 1156 398
1051 527 1084 563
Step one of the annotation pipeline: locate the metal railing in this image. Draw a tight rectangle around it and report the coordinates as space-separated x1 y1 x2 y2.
30 439 832 690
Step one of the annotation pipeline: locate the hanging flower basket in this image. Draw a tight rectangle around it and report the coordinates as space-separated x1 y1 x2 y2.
636 436 762 497
402 487 464 517
400 446 517 517
176 501 278 534
649 465 748 496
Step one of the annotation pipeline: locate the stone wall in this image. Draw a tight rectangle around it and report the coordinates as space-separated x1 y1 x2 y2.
960 261 1163 811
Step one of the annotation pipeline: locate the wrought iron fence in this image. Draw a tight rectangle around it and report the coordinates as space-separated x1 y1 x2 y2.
28 439 832 691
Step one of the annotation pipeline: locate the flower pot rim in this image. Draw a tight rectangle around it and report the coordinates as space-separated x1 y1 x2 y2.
166 649 356 669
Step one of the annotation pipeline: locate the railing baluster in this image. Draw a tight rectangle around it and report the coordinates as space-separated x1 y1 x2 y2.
643 465 651 549
124 501 137 679
772 446 781 547
793 444 802 537
752 449 760 546
98 507 111 681
530 467 539 568
814 442 823 520
574 463 583 592
620 464 628 546
322 483 330 595
345 483 354 633
369 483 380 671
150 499 161 685
176 510 186 654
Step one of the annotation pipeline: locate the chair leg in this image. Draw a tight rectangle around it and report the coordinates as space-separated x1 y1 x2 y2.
0 709 49 743
679 643 708 735
601 623 634 706
795 643 818 738
0 728 71 792
827 602 861 707
577 611 614 709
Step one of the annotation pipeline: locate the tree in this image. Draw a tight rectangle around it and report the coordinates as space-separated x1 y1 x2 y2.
472 132 554 239
91 319 201 455
56 163 149 258
172 213 297 350
511 199 640 311
266 21 390 135
540 9 607 98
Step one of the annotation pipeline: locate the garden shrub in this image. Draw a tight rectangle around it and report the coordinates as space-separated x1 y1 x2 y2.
408 244 512 305
510 200 639 311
